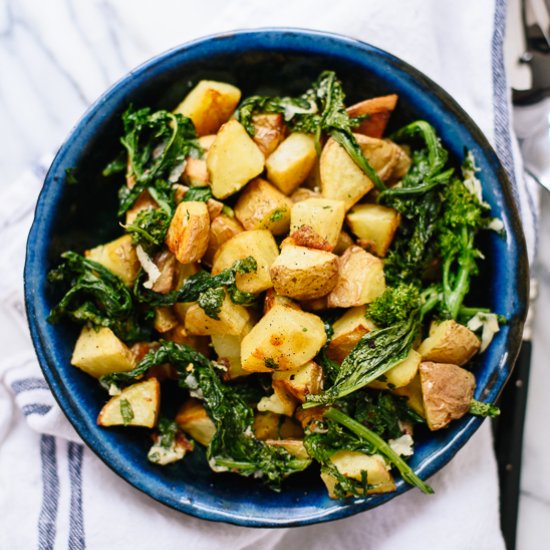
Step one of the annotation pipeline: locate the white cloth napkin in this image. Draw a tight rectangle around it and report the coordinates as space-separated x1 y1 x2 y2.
0 1 539 549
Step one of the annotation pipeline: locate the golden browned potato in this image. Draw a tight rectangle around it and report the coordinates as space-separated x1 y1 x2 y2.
320 134 399 210
252 113 286 157
253 411 304 440
149 250 178 294
234 178 293 235
346 94 398 138
241 305 327 372
265 439 310 460
266 133 317 195
184 293 250 336
263 289 301 314
153 307 179 333
270 244 339 300
290 198 346 249
368 349 421 390
284 225 332 252
164 325 210 357
272 361 323 402
320 451 395 498
85 235 140 287
389 144 411 181
419 361 476 430
294 406 327 432
175 399 216 446
71 326 135 378
203 214 244 267
417 320 480 366
346 203 401 257
207 119 265 199
327 246 386 308
257 385 299 417
173 80 241 136
326 306 376 363
97 378 160 428
393 374 425 417
212 230 279 293
165 201 210 264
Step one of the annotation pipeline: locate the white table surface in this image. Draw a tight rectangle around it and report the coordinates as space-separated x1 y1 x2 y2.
0 1 548 548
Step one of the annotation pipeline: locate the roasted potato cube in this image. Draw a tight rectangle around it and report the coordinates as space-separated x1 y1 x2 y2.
253 411 304 440
266 133 317 195
265 439 310 460
299 296 328 311
252 113 286 157
270 244 339 300
149 250 178 294
258 385 298 417
85 235 140 287
234 178 293 235
369 349 421 390
241 305 327 372
389 144 411 181
165 201 210 264
165 325 210 356
346 94 398 138
418 320 480 366
153 307 179 333
346 203 401 257
176 399 216 446
321 451 395 498
184 293 250 336
393 374 425 417
320 134 399 210
98 378 160 428
203 214 243 267
212 230 279 293
272 361 323 402
326 306 376 363
327 246 386 308
211 324 252 380
174 80 241 136
419 361 476 430
71 326 135 378
263 289 301 315
207 119 264 199
290 198 346 249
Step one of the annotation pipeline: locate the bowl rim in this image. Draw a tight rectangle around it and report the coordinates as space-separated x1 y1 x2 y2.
24 27 529 527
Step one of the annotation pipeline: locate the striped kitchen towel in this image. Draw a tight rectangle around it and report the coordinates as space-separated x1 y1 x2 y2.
0 0 539 549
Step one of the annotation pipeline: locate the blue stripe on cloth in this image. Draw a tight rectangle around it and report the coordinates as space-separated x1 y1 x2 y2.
68 442 86 550
21 403 52 416
38 435 60 550
11 377 49 395
491 0 521 212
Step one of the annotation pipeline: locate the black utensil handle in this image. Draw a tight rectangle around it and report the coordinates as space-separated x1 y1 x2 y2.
493 340 532 550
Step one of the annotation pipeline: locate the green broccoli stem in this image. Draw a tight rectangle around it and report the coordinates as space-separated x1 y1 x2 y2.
443 226 475 319
325 408 434 494
331 130 386 192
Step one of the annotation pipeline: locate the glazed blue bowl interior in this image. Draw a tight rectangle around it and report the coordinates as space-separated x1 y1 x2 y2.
25 29 528 527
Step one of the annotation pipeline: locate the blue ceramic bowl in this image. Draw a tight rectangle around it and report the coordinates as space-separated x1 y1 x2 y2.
25 29 528 527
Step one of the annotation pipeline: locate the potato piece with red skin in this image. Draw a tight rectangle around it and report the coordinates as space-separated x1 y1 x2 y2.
346 94 398 138
419 361 476 430
270 244 339 300
327 246 386 308
203 214 243 267
252 113 286 157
